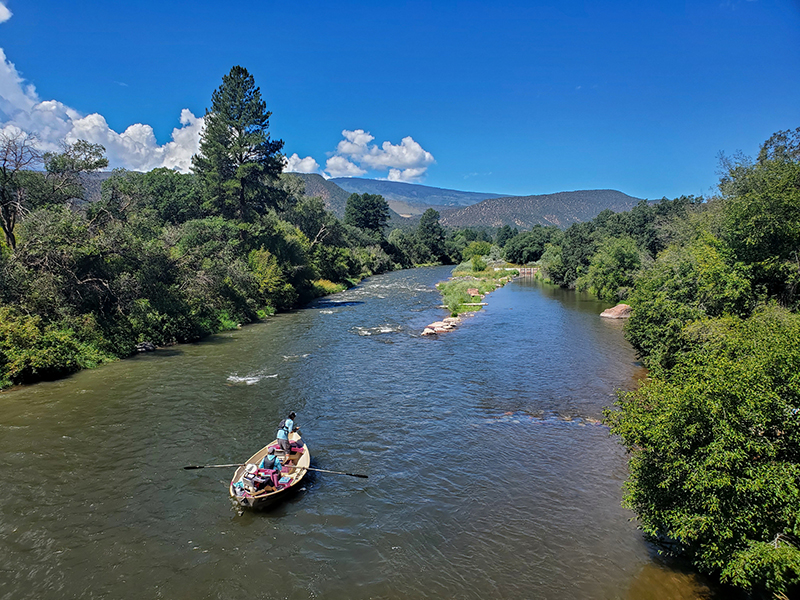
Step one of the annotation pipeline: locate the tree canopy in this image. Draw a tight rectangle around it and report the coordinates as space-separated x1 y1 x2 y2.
192 65 285 220
343 192 389 236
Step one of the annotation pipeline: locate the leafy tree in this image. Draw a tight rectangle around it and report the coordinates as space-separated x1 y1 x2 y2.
719 130 800 307
192 65 284 220
607 305 800 595
503 225 561 264
495 224 517 248
0 129 41 250
344 192 389 236
576 235 642 302
462 240 491 261
41 140 108 206
624 231 753 372
415 208 446 263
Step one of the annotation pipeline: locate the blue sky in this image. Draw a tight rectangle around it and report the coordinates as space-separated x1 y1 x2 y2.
1 0 798 199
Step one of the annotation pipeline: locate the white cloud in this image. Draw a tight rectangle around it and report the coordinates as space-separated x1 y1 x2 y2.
0 3 11 24
335 128 375 157
0 31 203 172
388 167 428 182
323 129 435 181
283 153 320 174
325 155 367 178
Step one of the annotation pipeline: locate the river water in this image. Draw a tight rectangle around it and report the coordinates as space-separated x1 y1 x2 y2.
0 266 721 599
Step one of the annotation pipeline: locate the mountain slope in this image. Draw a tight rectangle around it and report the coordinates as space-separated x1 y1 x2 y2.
330 177 505 216
289 173 352 218
439 190 645 229
289 172 408 225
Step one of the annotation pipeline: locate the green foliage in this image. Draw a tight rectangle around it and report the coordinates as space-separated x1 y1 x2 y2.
503 225 561 264
415 208 446 263
624 232 753 372
471 255 487 272
719 132 800 307
311 279 347 297
462 240 491 261
192 65 284 220
0 306 114 387
344 192 389 236
607 305 800 594
248 247 297 311
576 236 642 301
495 225 518 248
437 272 509 316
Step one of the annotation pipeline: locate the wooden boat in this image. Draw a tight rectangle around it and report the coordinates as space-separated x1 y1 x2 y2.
229 431 310 509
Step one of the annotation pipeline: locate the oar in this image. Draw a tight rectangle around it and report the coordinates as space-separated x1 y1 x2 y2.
299 466 368 479
183 463 368 478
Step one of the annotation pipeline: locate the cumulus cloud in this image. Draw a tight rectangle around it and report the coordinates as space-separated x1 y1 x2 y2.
0 16 203 173
325 155 367 178
283 153 320 174
324 129 435 181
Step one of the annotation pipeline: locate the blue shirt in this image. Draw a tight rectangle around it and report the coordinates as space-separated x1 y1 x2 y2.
259 454 282 471
277 418 294 440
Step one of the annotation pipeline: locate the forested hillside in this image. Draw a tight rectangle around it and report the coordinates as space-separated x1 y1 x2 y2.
330 177 505 216
439 189 644 228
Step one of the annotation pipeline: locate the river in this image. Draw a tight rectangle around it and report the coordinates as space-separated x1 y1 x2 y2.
0 266 721 599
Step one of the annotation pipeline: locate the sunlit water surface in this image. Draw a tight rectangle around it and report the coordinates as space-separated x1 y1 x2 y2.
0 267 722 599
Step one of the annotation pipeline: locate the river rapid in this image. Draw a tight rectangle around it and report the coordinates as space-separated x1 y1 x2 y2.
0 266 720 599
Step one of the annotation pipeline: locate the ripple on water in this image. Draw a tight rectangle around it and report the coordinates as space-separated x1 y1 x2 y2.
0 267 721 600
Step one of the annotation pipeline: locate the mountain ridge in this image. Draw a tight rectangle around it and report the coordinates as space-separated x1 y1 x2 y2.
438 189 645 229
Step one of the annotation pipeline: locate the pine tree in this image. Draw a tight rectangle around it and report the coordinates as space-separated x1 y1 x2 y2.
192 66 284 220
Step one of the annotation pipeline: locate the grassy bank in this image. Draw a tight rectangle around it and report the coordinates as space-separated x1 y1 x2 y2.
436 260 518 316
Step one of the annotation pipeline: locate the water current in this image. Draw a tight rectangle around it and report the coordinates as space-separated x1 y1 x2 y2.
0 266 722 599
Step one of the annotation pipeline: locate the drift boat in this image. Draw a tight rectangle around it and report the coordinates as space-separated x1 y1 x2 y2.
229 432 310 508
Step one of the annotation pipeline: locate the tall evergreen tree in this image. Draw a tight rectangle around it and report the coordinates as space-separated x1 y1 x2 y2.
192 66 284 220
344 192 389 235
416 208 446 262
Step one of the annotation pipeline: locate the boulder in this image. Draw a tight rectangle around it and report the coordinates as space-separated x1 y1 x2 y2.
600 303 632 319
135 341 156 352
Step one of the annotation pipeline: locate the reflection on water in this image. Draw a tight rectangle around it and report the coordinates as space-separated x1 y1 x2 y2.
0 267 720 599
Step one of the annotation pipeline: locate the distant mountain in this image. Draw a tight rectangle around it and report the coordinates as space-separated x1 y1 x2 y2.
288 173 352 218
330 177 505 216
439 190 645 229
288 173 408 226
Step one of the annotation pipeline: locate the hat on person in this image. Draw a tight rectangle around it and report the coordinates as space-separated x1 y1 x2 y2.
245 463 258 474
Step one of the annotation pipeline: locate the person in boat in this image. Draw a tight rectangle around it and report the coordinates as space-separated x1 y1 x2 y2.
258 448 283 489
276 411 299 455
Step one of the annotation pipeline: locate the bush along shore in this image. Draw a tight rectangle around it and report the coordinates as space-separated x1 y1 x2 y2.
423 260 518 335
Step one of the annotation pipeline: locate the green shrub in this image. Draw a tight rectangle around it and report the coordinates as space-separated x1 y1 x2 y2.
607 305 800 594
0 306 114 388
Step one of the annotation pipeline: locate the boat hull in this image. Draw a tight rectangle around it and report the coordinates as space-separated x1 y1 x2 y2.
229 432 310 509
